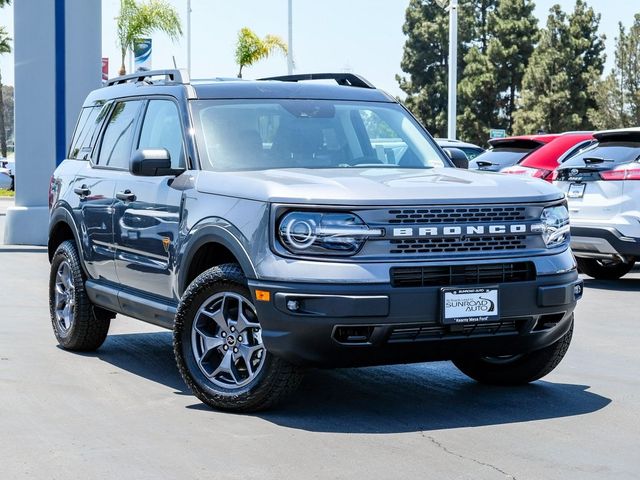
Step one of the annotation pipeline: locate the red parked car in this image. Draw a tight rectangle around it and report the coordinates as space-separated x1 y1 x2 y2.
469 134 561 172
500 132 595 182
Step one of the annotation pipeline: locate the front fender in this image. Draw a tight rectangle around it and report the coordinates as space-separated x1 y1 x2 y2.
176 217 258 297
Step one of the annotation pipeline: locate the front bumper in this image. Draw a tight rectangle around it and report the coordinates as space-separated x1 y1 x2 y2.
571 226 640 258
248 270 582 367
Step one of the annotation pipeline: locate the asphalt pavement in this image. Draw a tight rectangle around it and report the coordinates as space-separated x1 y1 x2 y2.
1 197 639 479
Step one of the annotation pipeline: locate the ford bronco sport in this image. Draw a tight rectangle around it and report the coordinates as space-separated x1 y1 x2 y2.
48 70 583 411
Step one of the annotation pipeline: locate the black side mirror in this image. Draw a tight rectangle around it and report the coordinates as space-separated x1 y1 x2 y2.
131 148 181 176
444 147 469 169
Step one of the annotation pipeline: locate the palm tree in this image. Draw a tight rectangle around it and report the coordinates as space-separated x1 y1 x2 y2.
116 0 182 76
235 27 288 79
0 26 11 159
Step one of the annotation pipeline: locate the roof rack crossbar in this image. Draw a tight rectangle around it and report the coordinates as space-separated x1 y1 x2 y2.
258 73 375 89
106 69 190 87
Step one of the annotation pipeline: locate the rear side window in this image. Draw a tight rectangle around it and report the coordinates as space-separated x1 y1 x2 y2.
97 100 143 169
68 104 108 160
138 100 186 169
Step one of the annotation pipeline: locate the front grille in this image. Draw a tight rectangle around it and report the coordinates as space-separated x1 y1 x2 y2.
389 235 527 254
388 319 520 342
387 206 527 224
390 262 536 287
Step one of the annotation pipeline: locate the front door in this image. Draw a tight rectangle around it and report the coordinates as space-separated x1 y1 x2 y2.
113 99 187 300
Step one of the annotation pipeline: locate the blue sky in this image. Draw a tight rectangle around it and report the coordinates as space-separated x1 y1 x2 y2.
0 0 638 97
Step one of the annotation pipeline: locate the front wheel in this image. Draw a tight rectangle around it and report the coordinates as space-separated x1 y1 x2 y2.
453 317 573 385
576 257 635 280
173 264 303 412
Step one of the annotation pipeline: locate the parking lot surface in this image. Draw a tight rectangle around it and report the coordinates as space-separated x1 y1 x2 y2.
1 198 639 479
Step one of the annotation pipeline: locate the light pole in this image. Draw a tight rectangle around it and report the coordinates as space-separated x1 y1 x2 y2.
436 0 458 139
187 0 192 75
287 0 294 74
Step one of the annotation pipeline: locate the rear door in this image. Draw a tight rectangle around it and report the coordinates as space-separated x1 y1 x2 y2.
113 98 186 300
75 99 144 283
555 139 640 221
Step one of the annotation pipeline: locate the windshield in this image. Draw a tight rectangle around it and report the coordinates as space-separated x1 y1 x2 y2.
562 141 640 167
191 100 448 171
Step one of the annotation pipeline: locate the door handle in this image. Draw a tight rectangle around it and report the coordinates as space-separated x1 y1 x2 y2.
116 190 136 202
73 185 91 197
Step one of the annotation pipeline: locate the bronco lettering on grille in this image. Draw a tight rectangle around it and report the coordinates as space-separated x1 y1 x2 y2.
392 224 530 237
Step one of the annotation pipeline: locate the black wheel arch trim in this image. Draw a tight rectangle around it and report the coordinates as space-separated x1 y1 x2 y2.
177 219 258 296
48 203 86 272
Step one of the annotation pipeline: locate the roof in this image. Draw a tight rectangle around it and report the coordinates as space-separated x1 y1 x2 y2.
488 134 561 148
84 70 396 106
434 138 484 150
594 127 640 142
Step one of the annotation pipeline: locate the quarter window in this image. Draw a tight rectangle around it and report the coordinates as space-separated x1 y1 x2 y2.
68 103 109 160
97 100 142 169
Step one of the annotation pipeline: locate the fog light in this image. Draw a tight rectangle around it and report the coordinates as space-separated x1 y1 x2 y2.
574 283 583 299
286 300 300 312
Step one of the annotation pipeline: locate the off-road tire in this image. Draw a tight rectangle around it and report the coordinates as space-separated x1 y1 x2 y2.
173 263 303 412
576 257 635 280
49 240 111 351
453 317 574 385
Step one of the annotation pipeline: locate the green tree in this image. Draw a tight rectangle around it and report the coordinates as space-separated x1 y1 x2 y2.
513 1 605 134
0 25 11 158
116 0 182 75
590 15 640 129
458 0 538 144
396 0 474 137
235 27 287 79
490 0 539 131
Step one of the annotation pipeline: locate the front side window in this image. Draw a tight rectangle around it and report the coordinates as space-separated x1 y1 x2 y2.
191 100 448 171
97 100 142 169
138 100 186 169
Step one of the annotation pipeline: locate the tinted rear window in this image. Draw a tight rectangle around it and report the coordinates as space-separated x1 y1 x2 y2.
470 148 532 169
562 141 640 167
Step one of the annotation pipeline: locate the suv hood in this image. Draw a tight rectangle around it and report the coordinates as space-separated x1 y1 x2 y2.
195 168 563 205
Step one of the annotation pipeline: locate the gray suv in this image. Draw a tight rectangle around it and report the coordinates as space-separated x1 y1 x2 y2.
48 70 583 411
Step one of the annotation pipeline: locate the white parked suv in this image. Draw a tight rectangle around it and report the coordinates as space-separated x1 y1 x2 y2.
554 128 640 279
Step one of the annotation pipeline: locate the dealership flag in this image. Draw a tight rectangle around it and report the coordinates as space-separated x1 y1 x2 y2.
134 39 152 71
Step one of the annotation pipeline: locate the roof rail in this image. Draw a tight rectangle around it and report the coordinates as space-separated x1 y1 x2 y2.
106 69 190 87
259 73 375 89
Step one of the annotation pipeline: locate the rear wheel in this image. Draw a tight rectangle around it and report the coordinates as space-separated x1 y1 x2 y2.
453 317 573 385
576 257 635 280
49 240 111 351
173 264 303 412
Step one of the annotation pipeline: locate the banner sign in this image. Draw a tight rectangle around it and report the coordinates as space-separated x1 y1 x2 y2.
134 38 152 71
101 57 109 84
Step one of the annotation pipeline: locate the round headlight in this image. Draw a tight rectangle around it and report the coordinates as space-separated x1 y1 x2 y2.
277 211 383 256
283 216 317 249
535 205 570 247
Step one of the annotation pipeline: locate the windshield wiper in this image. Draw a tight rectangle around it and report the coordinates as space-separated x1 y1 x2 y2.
583 156 613 164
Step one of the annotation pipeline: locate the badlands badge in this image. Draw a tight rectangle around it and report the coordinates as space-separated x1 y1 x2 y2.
162 237 171 253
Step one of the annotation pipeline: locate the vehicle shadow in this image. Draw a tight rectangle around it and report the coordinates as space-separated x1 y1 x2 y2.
88 331 611 434
582 277 640 292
